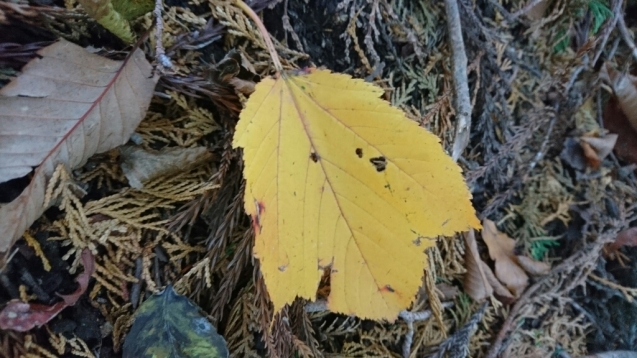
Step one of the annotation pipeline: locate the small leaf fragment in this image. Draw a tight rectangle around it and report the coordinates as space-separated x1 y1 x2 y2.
515 255 550 276
0 249 94 332
123 285 229 358
463 229 493 301
234 68 480 320
607 227 637 253
120 146 213 189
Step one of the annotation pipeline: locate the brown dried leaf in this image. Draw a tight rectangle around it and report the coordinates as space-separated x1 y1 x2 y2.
0 248 94 331
515 255 551 276
607 227 637 253
600 64 637 132
480 260 514 301
0 39 158 254
482 219 528 297
580 134 618 169
463 229 493 301
120 146 213 189
435 283 460 301
603 97 637 164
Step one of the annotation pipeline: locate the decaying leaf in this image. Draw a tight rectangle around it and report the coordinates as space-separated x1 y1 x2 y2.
561 133 617 171
515 255 551 276
481 219 529 297
77 0 153 43
463 229 493 301
0 39 158 256
204 49 259 95
600 64 637 132
120 145 213 189
122 285 229 358
603 97 637 164
234 68 480 320
480 260 514 300
607 227 637 253
0 249 94 331
481 219 551 297
579 134 618 169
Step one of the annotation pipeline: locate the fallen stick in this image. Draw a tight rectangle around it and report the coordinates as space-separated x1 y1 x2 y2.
444 0 472 162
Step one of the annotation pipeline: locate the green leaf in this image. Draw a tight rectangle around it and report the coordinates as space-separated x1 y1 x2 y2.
123 285 229 358
77 0 153 43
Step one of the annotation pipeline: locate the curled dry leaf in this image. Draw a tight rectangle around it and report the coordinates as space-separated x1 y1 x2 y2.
0 248 94 331
204 49 259 95
515 255 550 276
481 219 551 298
0 39 158 256
600 64 637 132
607 227 637 253
463 229 493 301
120 146 213 189
579 134 618 169
481 219 529 297
480 260 514 301
603 97 637 164
234 68 480 320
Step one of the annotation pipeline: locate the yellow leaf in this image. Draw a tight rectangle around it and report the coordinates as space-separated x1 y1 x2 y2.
233 68 480 320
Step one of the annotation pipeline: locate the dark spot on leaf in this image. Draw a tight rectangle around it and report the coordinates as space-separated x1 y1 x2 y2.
310 152 319 162
383 285 395 293
413 237 421 246
355 148 363 158
369 156 386 172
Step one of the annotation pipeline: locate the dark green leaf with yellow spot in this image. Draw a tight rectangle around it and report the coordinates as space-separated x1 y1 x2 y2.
123 285 229 358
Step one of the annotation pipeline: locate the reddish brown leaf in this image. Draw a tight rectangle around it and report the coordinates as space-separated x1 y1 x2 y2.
603 97 637 164
608 227 637 253
581 134 617 162
600 64 637 132
0 248 95 331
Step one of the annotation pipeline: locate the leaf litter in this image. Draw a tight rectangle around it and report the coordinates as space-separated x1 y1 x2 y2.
1 0 637 357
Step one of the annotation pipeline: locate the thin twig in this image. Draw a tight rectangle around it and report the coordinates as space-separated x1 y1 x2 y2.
617 12 637 62
444 0 472 162
235 0 283 73
305 299 453 358
154 0 173 71
400 302 454 358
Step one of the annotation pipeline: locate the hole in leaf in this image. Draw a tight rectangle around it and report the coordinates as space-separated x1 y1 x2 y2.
310 152 319 162
369 156 386 172
355 148 363 158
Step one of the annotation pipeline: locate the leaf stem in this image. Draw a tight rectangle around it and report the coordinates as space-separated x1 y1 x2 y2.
234 0 283 73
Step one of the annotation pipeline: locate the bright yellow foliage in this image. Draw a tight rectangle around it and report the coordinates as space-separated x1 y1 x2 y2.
233 68 480 320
